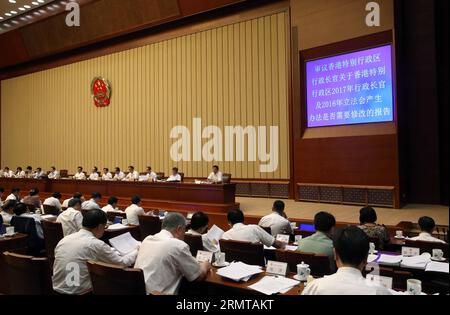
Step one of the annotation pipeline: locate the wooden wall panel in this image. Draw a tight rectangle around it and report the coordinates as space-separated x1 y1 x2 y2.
1 12 289 180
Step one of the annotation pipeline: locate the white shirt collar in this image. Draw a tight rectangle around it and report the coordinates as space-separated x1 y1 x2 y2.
336 267 363 278
158 229 175 239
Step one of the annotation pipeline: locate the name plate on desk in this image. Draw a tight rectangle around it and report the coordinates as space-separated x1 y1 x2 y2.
402 247 420 257
266 260 288 276
196 250 213 263
276 234 290 244
366 275 393 289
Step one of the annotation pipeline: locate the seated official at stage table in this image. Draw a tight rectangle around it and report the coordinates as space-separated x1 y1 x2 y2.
124 165 139 182
134 212 211 295
57 198 83 236
302 226 391 295
33 167 45 179
73 167 86 180
297 211 337 272
113 167 125 181
102 196 120 213
81 192 102 210
15 167 26 178
166 167 182 182
52 209 138 295
25 166 33 178
6 188 20 202
88 167 100 181
43 192 62 212
142 166 157 182
125 195 145 225
258 200 293 236
62 192 84 209
102 168 113 181
1 167 14 178
409 216 446 243
207 165 223 183
186 212 219 252
48 167 60 179
222 209 285 249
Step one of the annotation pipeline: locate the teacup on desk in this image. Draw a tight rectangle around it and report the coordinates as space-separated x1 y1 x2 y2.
214 252 226 265
433 249 444 260
407 279 422 295
369 242 376 254
290 222 297 229
5 226 15 236
396 230 404 238
296 262 311 282
122 219 129 226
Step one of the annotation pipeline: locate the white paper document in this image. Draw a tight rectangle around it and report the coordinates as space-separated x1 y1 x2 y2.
109 232 140 255
206 225 224 242
216 262 263 282
367 254 378 263
425 261 449 273
248 276 299 295
285 245 298 251
107 223 128 231
377 254 402 265
400 253 431 270
263 245 276 250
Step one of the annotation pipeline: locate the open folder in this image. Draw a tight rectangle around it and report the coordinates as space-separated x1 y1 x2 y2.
216 262 263 282
109 232 140 256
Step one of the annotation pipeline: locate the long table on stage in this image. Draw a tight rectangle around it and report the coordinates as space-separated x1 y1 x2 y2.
0 178 238 213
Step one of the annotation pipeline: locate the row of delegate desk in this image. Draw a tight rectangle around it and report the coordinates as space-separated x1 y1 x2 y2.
0 178 238 213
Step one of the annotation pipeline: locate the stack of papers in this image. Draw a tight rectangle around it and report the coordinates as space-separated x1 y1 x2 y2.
206 225 224 242
425 261 449 273
263 245 276 250
107 223 128 231
248 276 299 295
109 232 140 255
216 262 263 282
285 245 298 251
367 254 378 263
377 254 402 266
400 253 431 270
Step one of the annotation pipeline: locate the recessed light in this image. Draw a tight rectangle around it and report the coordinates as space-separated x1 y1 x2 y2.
19 7 26 11
9 0 17 4
5 13 12 17
0 17 3 20
10 11 18 14
32 1 39 5
24 5 31 9
11 20 19 25
38 0 45 3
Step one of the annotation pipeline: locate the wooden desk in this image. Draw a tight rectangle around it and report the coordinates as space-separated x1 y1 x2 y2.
102 225 141 244
0 233 28 253
203 267 304 295
0 178 238 213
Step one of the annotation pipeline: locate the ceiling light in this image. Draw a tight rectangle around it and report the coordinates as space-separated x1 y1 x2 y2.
24 5 31 9
38 0 45 3
32 1 39 5
9 1 17 4
5 13 12 17
0 17 3 20
19 7 26 11
10 11 18 14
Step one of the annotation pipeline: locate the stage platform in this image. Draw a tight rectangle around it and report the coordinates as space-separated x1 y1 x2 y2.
238 197 449 226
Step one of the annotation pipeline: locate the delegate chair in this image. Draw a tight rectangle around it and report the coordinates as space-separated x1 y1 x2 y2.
60 170 69 178
156 172 165 180
275 249 331 277
2 252 53 295
87 260 147 295
138 215 162 240
294 229 315 238
222 173 232 184
405 239 449 257
184 233 203 257
219 239 265 267
0 234 28 294
261 226 272 235
179 172 185 182
43 205 60 216
41 220 64 267
10 216 44 256
106 211 127 223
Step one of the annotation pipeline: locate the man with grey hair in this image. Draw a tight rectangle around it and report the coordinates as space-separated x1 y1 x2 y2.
134 212 211 294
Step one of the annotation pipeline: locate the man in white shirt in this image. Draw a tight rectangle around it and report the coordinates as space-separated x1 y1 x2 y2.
166 167 182 182
101 196 119 212
134 212 211 294
81 192 102 210
15 167 26 178
409 216 446 243
1 199 16 225
62 192 84 209
125 195 145 225
73 167 86 180
302 226 391 295
48 167 60 179
52 209 138 295
124 165 139 182
222 209 285 249
207 165 223 184
43 192 63 212
33 167 45 179
2 167 14 178
143 166 157 182
258 200 293 236
56 198 83 236
88 167 100 181
113 167 125 181
6 188 20 202
102 168 113 181
186 212 219 252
